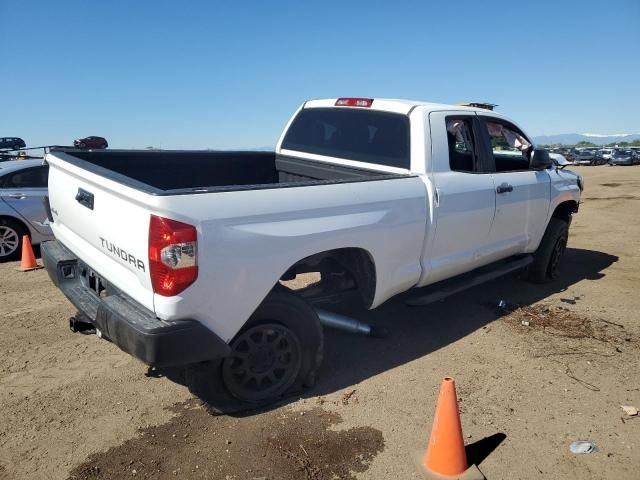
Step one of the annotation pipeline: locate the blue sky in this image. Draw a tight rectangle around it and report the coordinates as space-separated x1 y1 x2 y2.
2 0 639 149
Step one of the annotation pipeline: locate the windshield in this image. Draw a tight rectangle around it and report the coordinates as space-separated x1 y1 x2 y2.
281 108 410 169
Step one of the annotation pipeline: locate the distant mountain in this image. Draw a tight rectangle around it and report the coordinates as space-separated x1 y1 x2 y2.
533 133 640 146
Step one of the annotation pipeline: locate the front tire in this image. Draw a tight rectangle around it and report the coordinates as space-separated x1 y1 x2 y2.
527 218 569 283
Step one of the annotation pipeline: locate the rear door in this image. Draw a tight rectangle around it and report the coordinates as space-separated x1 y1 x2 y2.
420 111 497 284
0 165 52 235
477 116 550 260
46 153 155 311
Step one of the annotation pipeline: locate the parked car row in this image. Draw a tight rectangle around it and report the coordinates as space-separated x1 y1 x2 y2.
0 136 108 153
548 147 640 166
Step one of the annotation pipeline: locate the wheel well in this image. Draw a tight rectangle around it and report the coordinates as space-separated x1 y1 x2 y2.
279 248 376 308
551 201 578 223
0 215 29 235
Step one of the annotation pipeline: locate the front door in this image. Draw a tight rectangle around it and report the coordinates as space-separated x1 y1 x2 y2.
477 116 550 262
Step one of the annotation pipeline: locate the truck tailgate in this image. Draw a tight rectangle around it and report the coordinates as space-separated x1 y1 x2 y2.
47 154 155 312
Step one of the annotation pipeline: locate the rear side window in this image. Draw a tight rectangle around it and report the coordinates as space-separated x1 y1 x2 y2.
281 108 410 169
446 117 479 172
2 166 49 188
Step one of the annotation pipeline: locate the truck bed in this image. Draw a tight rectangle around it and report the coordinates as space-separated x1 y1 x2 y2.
51 149 408 195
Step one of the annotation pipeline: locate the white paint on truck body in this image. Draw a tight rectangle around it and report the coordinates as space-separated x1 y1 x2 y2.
46 98 581 345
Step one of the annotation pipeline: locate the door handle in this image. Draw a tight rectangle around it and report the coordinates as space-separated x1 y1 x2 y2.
6 193 26 200
496 183 513 194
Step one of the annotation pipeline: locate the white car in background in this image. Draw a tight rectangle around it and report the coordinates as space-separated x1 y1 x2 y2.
599 148 615 161
549 153 572 168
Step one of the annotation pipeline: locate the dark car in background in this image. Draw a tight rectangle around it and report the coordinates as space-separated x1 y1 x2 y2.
559 149 575 162
0 137 26 150
74 136 108 149
573 149 597 165
608 150 635 166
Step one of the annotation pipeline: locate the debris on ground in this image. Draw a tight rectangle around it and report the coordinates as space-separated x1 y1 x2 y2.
621 405 638 416
342 389 357 405
560 297 578 305
569 440 598 454
504 304 628 345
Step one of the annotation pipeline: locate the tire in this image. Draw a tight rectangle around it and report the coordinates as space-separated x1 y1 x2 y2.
527 218 569 283
187 287 323 406
0 218 27 261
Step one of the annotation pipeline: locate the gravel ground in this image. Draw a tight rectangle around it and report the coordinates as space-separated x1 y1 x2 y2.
1 165 639 480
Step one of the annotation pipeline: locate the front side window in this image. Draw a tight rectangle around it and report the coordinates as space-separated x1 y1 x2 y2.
446 117 478 172
484 120 532 172
281 108 410 169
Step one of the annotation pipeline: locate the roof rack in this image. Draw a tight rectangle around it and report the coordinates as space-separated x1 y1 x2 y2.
456 102 498 111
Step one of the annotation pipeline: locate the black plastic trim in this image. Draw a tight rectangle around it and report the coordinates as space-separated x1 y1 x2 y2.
41 240 230 367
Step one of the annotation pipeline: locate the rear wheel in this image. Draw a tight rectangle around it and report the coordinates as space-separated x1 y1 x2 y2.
0 218 26 261
187 287 323 406
222 322 302 403
527 218 569 283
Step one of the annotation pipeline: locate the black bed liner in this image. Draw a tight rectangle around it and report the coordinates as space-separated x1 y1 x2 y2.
50 148 413 196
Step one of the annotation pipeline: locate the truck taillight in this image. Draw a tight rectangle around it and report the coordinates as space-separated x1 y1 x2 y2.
335 98 373 107
149 215 198 296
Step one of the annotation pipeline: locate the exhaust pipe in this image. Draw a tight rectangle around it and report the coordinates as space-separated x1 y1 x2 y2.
316 309 387 338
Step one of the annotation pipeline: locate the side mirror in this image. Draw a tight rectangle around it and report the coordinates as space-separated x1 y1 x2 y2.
530 148 553 170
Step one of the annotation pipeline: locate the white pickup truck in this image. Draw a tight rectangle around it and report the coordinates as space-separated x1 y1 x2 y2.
42 98 582 405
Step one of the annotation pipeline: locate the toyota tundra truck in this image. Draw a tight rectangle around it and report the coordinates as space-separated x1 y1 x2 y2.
42 98 582 405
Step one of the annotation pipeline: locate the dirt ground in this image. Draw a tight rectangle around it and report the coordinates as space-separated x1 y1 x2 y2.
1 165 639 480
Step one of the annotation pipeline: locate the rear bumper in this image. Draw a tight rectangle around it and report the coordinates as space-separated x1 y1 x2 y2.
41 240 230 367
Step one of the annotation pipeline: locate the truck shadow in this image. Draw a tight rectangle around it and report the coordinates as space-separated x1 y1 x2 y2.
315 247 617 397
159 247 617 415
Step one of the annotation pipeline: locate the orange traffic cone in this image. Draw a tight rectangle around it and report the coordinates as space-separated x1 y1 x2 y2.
422 377 484 480
19 235 42 271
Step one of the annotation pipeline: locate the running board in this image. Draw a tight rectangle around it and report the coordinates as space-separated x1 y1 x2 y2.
405 256 533 307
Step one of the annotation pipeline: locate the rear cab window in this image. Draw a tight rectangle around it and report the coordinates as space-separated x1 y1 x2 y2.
281 108 410 169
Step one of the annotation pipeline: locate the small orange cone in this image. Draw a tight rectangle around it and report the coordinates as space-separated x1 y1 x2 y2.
19 235 42 271
422 377 484 480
